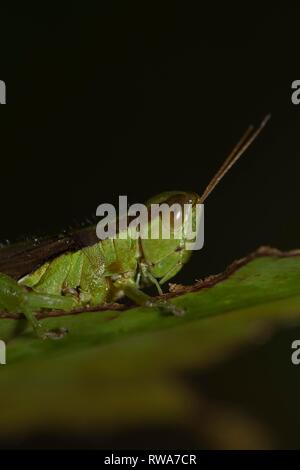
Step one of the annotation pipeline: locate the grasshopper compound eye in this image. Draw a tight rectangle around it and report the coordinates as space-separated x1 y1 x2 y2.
145 191 199 231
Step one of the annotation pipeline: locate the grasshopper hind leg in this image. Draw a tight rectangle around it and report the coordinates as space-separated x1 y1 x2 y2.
0 273 76 339
25 290 76 339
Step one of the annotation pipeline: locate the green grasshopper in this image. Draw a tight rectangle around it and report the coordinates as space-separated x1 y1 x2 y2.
0 116 269 339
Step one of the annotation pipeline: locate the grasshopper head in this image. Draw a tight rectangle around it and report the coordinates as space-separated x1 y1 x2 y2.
140 191 200 286
139 115 271 286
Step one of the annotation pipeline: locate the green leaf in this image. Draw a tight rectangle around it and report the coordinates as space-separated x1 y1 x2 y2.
1 246 300 448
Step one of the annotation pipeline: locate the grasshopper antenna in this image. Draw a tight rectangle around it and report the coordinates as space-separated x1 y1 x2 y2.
198 114 271 204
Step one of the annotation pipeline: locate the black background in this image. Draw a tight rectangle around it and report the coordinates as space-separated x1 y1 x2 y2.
0 3 299 283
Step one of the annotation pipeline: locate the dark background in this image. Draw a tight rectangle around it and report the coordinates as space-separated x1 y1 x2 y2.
0 3 299 283
1 3 300 451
